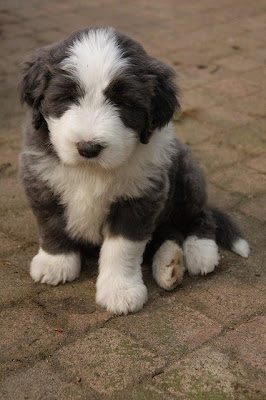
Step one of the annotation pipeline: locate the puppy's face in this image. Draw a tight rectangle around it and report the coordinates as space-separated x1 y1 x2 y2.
21 28 179 169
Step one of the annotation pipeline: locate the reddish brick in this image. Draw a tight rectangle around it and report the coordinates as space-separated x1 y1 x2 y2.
195 105 254 130
170 274 265 326
203 78 260 102
0 261 33 304
216 54 262 72
0 209 38 242
210 166 266 195
109 302 221 357
216 317 266 372
216 122 265 155
0 306 64 366
240 195 266 222
154 345 266 399
0 232 22 257
233 93 266 117
0 361 98 400
56 328 165 394
0 175 28 215
246 155 266 173
173 118 219 145
208 183 241 210
193 142 243 173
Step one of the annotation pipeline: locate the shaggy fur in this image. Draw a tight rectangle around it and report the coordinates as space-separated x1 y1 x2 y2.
19 27 250 314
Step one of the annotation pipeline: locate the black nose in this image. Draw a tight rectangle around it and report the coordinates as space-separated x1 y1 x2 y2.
77 141 104 158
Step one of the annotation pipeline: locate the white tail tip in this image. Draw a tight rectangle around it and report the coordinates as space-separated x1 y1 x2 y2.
232 238 250 258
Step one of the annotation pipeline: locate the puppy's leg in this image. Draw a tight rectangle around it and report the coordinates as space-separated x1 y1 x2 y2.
152 240 184 290
29 210 80 286
96 236 148 315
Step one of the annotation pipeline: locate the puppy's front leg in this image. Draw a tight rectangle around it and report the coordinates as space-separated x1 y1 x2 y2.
96 235 148 315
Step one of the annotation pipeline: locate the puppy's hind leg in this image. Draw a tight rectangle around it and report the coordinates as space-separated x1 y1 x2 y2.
152 240 184 290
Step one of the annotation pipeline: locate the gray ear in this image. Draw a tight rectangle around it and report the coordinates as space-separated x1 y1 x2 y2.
149 58 180 133
20 49 52 130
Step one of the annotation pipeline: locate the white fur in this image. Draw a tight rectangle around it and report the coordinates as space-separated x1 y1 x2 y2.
232 238 250 258
46 28 135 169
28 125 174 245
183 236 220 276
30 248 81 285
61 28 128 90
96 236 148 315
152 240 184 290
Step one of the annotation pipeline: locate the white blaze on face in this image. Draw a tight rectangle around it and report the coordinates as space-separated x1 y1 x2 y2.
46 28 137 168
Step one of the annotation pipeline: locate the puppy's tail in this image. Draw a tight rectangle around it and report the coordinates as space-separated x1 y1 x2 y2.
211 207 250 258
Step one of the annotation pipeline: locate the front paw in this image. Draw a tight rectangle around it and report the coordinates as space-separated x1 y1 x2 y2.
96 276 148 315
30 248 81 286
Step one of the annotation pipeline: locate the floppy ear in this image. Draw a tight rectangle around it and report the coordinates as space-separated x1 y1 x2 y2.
20 49 52 130
140 58 180 144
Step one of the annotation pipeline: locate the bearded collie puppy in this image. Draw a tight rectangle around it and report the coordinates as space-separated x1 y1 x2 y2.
19 27 250 314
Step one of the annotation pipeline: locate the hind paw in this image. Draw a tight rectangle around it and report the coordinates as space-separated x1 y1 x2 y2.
152 240 184 290
183 236 220 276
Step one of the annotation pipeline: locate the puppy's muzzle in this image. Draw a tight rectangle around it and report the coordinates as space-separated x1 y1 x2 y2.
77 141 104 158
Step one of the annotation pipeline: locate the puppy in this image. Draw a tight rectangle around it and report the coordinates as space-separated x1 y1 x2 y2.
19 27 250 314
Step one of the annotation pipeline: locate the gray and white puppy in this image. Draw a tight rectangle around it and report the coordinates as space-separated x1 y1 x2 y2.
19 27 250 315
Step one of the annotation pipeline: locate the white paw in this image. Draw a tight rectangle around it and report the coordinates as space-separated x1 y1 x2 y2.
152 240 184 290
96 275 148 315
30 248 81 286
183 236 220 276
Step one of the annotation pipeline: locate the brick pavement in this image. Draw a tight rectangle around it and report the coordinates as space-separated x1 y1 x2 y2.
0 0 265 398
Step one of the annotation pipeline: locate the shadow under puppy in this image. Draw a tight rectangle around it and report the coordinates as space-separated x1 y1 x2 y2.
19 27 250 315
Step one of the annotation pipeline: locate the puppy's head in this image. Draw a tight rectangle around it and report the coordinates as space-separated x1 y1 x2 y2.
20 28 179 168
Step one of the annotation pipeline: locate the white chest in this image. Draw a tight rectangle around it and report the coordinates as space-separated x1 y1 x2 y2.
64 179 112 245
53 168 120 245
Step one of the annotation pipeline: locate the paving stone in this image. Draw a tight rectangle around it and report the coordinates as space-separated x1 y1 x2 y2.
109 302 222 358
34 264 112 332
4 244 38 271
240 67 266 90
246 154 266 173
173 118 220 145
216 54 262 72
0 361 99 400
0 260 33 304
106 384 171 400
182 87 219 110
192 142 243 173
169 274 265 326
0 232 23 257
176 64 232 90
216 316 266 372
0 306 65 368
232 92 266 118
215 121 265 155
56 328 165 394
0 174 28 215
240 195 266 222
203 78 260 102
195 105 254 130
210 166 266 195
0 208 38 242
154 345 266 399
207 183 241 210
